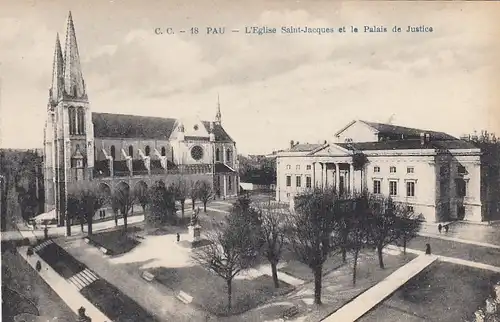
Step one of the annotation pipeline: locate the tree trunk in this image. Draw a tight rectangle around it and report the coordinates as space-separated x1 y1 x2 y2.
181 201 185 219
80 218 84 232
123 210 128 231
352 248 359 285
226 278 232 313
203 202 207 213
66 213 71 237
192 199 195 210
271 261 279 288
403 237 407 255
313 265 323 304
377 244 385 269
342 247 347 263
114 213 118 226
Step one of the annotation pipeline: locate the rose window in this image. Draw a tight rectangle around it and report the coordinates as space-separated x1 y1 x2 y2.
191 145 204 161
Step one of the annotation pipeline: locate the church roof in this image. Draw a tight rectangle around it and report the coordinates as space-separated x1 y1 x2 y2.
92 112 234 142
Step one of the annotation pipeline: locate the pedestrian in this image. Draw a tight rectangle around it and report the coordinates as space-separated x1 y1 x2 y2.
438 224 442 233
444 225 449 233
176 233 180 242
425 243 431 255
77 306 92 322
35 260 42 272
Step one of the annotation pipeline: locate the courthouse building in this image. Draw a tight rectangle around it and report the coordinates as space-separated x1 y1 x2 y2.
43 13 239 225
276 120 500 223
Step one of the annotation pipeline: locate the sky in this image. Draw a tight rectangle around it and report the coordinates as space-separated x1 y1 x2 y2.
0 0 499 155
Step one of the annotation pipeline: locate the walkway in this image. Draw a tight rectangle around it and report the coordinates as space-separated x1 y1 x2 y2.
255 263 305 287
418 232 500 250
387 245 500 273
323 255 437 322
419 222 500 247
17 246 111 322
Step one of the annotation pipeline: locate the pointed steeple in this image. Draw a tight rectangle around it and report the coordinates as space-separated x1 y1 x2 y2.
215 93 222 125
49 33 64 106
63 11 86 99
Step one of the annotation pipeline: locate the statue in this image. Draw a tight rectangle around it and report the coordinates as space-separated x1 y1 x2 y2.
190 207 200 226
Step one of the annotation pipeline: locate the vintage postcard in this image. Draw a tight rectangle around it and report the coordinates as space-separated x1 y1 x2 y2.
1 1 500 321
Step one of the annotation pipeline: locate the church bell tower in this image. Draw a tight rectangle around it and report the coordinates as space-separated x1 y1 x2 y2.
43 12 94 227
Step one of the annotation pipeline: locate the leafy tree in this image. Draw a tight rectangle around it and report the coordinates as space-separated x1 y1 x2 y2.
112 184 135 231
198 180 213 213
192 211 260 313
190 180 200 210
148 182 176 226
285 187 340 304
171 176 189 219
254 201 287 288
395 206 423 254
134 183 149 214
67 183 106 235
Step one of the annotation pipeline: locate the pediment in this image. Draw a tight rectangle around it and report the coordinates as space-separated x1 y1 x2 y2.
182 117 209 138
308 143 351 156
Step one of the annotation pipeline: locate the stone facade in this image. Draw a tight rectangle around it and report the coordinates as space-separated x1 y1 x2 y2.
276 120 500 223
42 13 239 226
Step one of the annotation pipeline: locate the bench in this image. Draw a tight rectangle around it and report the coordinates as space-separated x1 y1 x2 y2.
99 246 109 255
282 306 299 319
84 238 90 244
141 271 155 282
177 290 193 304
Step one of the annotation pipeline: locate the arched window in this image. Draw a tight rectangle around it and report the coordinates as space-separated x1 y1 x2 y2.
129 145 133 158
77 108 85 134
145 146 150 156
226 149 231 162
110 145 116 159
161 147 166 156
69 107 76 134
216 148 220 162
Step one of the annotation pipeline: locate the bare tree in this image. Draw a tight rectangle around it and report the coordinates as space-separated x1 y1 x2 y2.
112 184 135 232
198 180 213 213
285 187 340 305
254 201 287 288
171 176 189 219
192 212 259 313
395 205 423 254
190 180 200 211
134 183 149 215
67 183 106 235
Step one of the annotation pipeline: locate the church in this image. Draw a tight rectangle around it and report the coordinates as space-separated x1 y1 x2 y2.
276 120 500 223
43 12 239 226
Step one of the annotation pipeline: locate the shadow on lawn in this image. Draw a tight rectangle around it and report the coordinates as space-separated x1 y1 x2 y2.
87 226 142 256
148 265 295 317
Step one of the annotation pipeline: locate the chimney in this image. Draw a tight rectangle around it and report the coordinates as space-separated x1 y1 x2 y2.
290 140 294 149
420 132 425 146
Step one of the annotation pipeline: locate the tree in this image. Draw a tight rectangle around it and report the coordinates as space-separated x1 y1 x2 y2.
190 180 200 211
198 180 213 213
67 183 106 235
171 176 189 219
254 201 287 288
134 183 149 214
192 211 259 313
395 206 423 254
112 184 135 231
365 195 400 269
285 187 340 304
148 181 176 226
345 197 371 286
67 192 85 232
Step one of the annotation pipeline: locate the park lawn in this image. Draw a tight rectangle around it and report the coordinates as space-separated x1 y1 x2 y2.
150 265 295 316
279 254 345 281
359 261 500 322
2 248 78 321
87 226 141 255
37 240 86 278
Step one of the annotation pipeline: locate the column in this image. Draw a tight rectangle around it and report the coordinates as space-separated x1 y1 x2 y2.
350 163 355 195
335 163 340 193
321 163 325 188
312 162 316 188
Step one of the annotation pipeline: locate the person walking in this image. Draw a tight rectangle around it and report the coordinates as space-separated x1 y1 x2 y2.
176 233 180 242
425 243 431 255
444 225 449 233
438 224 442 233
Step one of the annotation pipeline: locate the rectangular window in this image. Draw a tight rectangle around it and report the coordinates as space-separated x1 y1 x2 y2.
456 179 467 197
373 180 381 194
306 176 312 188
407 167 414 174
389 180 398 196
406 181 415 197
407 206 414 213
286 176 291 187
306 165 312 170
286 165 291 170
228 177 232 190
390 166 397 173
374 166 380 173
296 176 301 187
286 193 290 198
296 165 300 170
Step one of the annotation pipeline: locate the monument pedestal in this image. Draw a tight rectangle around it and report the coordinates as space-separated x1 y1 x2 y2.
186 224 202 245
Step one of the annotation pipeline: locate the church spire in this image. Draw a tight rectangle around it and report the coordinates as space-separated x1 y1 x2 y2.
49 33 64 106
63 11 86 99
215 93 222 125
